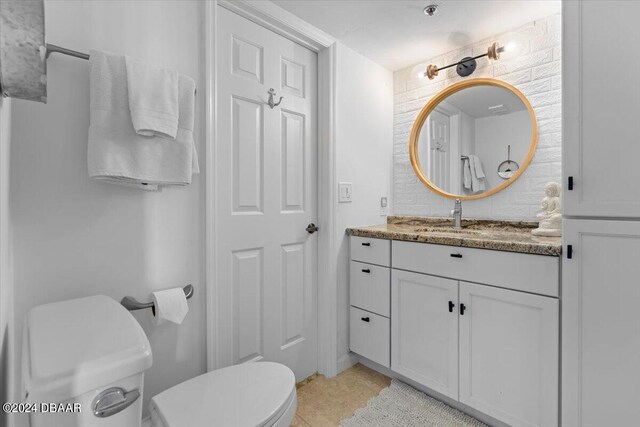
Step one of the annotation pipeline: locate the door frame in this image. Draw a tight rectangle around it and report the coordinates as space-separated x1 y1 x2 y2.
205 0 340 377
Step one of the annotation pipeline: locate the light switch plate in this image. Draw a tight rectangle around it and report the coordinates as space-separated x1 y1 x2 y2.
380 197 388 215
339 182 352 203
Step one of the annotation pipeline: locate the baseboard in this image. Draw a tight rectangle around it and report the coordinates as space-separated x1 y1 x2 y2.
336 352 358 375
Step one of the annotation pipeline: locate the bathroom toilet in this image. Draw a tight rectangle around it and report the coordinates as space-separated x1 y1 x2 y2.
149 362 296 427
23 295 297 427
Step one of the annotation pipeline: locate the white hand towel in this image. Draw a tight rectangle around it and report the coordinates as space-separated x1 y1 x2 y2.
151 287 189 325
468 155 486 193
178 74 200 175
125 56 179 139
88 50 199 190
470 154 486 179
462 158 472 190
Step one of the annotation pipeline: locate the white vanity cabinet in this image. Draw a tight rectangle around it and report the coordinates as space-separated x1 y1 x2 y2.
349 236 391 367
391 270 459 399
458 281 558 427
562 220 640 426
562 2 640 426
350 236 560 427
563 0 640 218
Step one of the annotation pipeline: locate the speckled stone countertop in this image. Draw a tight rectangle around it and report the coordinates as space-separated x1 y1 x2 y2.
347 216 562 257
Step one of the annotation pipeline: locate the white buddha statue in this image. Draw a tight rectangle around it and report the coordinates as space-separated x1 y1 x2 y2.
532 182 562 237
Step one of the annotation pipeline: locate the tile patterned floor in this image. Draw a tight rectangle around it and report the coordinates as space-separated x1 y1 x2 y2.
292 363 391 426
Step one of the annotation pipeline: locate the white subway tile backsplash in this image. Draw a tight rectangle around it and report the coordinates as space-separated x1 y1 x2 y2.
392 14 562 220
493 48 553 77
532 61 561 80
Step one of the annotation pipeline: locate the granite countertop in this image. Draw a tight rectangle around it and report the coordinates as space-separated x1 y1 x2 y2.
347 216 562 257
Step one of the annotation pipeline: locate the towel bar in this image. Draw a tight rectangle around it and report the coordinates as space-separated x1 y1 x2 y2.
121 285 193 312
45 44 197 96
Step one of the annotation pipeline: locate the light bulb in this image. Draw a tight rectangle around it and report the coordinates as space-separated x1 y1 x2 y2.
412 63 429 79
496 32 525 59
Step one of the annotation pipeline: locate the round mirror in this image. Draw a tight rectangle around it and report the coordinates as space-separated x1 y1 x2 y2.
409 78 538 200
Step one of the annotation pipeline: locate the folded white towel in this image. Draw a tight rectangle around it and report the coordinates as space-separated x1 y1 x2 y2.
470 154 486 179
88 50 199 190
125 56 179 139
468 155 486 193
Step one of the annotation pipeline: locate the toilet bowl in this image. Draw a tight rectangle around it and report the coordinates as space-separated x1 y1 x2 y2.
23 295 297 427
149 362 297 427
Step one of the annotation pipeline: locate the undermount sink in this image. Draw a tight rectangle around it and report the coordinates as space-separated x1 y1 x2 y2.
412 226 487 235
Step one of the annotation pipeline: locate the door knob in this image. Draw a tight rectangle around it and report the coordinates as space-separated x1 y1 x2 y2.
306 223 319 234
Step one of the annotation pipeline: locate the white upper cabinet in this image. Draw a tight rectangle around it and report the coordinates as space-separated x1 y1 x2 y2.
562 219 640 427
459 282 559 427
392 269 459 400
563 0 640 218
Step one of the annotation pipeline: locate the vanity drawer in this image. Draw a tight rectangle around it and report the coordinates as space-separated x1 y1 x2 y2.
350 306 390 368
351 236 390 267
392 241 559 297
350 261 390 317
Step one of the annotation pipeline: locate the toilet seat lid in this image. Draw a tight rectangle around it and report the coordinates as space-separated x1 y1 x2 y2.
150 362 296 427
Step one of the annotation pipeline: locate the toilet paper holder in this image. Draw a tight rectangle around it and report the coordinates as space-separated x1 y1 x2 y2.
121 285 193 312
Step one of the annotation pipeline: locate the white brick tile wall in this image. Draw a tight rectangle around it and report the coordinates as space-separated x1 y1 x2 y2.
393 14 562 220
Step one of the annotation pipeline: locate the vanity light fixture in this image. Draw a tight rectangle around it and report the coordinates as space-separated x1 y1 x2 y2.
418 32 524 80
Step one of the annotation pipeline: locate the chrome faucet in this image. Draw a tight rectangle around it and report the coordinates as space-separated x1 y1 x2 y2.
450 199 462 229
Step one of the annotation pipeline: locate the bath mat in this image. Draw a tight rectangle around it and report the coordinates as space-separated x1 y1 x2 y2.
340 379 487 427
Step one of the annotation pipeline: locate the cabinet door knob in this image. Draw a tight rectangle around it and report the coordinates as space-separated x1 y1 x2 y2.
448 301 455 313
450 253 463 258
361 317 370 322
361 268 370 273
361 242 371 246
460 303 466 315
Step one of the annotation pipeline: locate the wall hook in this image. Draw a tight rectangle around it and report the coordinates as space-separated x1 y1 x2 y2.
267 88 283 109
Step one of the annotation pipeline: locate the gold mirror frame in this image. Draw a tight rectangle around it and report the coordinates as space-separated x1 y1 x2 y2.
409 78 538 200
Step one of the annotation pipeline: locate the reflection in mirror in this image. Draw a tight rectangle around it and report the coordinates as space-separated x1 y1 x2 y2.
414 81 535 198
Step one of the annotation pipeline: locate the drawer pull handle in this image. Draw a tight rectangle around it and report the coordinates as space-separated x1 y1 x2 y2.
361 317 370 322
362 268 371 273
450 253 463 258
361 242 371 246
460 303 466 315
448 301 455 313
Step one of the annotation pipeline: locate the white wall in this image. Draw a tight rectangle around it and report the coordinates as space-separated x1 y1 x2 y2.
0 97 14 427
334 43 393 370
475 110 531 190
394 14 562 219
9 1 205 422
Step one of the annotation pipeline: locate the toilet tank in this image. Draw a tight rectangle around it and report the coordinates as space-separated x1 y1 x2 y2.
23 295 153 427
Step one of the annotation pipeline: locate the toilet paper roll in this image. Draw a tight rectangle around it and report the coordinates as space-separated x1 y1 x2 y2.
151 287 189 325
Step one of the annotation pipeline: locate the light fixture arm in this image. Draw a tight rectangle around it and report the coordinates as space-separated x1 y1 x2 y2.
423 42 506 80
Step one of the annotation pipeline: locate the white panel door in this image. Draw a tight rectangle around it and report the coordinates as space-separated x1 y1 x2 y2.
563 0 640 217
427 109 450 192
562 219 640 427
459 281 558 427
391 270 458 400
216 6 318 380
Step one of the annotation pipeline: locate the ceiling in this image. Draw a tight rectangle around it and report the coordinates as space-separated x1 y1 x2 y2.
272 0 561 71
445 86 526 118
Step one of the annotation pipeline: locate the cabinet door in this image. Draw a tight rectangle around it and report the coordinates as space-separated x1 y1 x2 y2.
563 0 640 217
391 269 458 399
563 219 640 426
459 281 558 427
